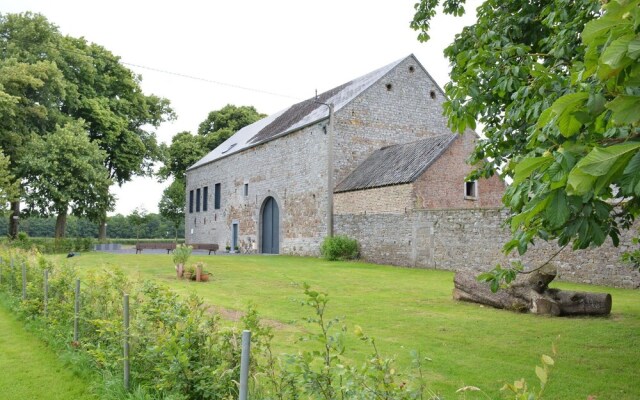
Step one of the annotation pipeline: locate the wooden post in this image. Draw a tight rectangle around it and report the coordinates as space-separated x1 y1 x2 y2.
239 330 251 400
74 279 80 342
10 257 14 292
21 262 27 300
123 293 130 391
44 270 49 318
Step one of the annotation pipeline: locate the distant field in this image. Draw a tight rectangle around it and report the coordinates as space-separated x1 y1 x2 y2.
54 252 640 399
0 303 95 400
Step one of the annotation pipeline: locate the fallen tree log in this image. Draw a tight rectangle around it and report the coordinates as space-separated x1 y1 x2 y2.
453 267 612 316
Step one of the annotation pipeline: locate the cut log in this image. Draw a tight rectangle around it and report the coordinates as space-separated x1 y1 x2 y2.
453 269 612 316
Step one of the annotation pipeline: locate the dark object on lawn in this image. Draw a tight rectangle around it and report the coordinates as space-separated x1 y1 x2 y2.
453 266 612 316
67 252 77 258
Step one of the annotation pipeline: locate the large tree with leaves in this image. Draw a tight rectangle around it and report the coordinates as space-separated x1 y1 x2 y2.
21 120 112 238
412 0 640 270
0 12 173 238
157 104 264 222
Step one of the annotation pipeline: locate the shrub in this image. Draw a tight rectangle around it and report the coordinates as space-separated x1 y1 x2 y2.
320 235 359 261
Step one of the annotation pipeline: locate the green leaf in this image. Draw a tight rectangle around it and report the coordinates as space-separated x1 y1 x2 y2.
567 167 598 195
550 92 589 137
606 95 640 124
546 190 570 228
582 10 631 43
577 142 640 176
601 34 634 68
513 156 553 184
628 37 640 60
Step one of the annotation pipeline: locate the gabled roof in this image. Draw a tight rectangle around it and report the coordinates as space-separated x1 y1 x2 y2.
334 134 458 193
187 55 413 171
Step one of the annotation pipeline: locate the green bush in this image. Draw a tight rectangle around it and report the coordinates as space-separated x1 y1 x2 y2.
320 235 359 261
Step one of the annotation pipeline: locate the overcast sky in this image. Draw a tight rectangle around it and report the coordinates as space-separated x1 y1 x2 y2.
1 0 479 215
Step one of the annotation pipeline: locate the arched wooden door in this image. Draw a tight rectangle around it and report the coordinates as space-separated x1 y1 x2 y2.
261 196 280 254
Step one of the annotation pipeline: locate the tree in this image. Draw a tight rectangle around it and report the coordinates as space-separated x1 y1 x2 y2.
159 178 186 242
411 0 640 275
159 105 265 182
21 120 112 238
0 12 174 239
0 151 18 213
129 206 149 241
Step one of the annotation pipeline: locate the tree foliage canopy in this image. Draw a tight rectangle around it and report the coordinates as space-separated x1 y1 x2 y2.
412 0 640 260
20 120 112 221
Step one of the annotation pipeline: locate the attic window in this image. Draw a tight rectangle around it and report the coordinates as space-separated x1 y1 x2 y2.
221 143 237 154
430 90 436 99
409 66 415 73
465 181 478 200
386 83 393 91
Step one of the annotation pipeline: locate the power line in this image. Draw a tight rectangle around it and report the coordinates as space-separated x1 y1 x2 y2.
121 61 302 101
3 35 303 101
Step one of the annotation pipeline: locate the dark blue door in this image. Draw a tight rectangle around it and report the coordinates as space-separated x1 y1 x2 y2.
261 197 279 254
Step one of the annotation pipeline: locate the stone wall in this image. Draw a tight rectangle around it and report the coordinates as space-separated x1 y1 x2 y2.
334 184 414 215
336 208 640 288
186 123 329 255
333 57 453 186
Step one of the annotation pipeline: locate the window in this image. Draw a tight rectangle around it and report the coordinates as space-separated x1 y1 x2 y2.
243 183 249 197
196 188 201 212
189 190 194 213
465 181 478 199
214 183 221 209
203 186 208 211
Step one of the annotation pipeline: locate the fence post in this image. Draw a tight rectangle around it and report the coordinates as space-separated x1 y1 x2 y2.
44 270 49 318
123 293 130 391
74 279 80 342
21 262 27 300
239 329 251 400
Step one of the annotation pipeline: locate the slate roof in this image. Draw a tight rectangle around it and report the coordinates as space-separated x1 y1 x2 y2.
188 55 412 170
334 134 458 193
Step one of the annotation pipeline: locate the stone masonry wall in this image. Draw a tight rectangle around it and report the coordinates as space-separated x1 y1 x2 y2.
186 123 329 256
334 184 414 215
333 57 453 186
336 209 640 288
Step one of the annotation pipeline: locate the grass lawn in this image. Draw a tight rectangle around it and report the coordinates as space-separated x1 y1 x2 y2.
57 252 640 399
0 300 95 399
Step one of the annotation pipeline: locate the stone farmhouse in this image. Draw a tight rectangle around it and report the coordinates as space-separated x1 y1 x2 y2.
186 55 639 288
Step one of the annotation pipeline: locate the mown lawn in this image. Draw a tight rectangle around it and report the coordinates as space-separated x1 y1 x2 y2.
0 300 95 400
57 252 640 399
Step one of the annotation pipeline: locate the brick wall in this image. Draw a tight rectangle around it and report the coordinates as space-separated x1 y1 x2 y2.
336 209 640 288
413 133 505 209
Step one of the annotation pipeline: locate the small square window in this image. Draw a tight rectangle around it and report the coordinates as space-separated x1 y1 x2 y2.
465 181 477 199
243 183 249 197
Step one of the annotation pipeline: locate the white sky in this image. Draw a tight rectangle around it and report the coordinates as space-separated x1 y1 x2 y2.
1 0 479 215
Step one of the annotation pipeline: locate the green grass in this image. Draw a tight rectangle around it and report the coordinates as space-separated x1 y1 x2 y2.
58 252 640 399
0 300 95 399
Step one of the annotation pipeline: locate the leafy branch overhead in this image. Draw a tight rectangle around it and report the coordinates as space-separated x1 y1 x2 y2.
412 0 640 265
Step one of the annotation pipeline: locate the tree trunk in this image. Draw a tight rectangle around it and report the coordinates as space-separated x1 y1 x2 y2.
98 220 107 241
55 212 67 239
8 201 20 239
453 269 612 316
